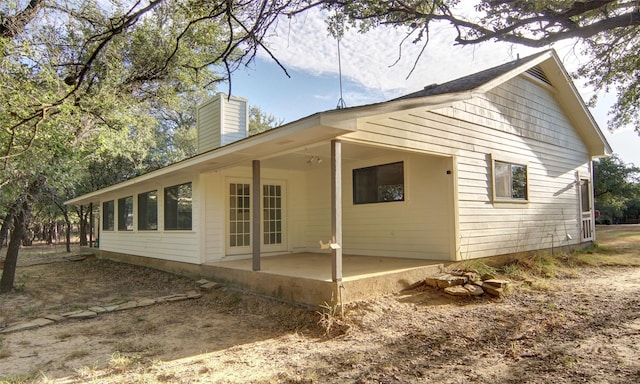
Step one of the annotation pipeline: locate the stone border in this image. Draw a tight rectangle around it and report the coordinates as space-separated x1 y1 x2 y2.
0 280 223 335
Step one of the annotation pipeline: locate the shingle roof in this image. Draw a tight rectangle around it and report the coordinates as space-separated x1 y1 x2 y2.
395 50 550 100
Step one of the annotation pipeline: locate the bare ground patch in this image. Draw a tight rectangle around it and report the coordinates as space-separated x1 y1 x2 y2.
1 233 639 383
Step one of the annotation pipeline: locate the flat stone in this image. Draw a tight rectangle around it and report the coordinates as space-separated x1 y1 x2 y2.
464 272 479 282
483 285 504 297
464 284 484 296
200 282 222 292
436 274 468 288
424 277 439 288
186 290 202 299
166 294 188 302
114 301 140 311
103 305 120 312
135 298 157 307
67 310 97 319
483 279 510 289
196 279 210 285
0 318 54 333
444 285 470 296
61 310 85 317
88 306 108 314
43 314 66 322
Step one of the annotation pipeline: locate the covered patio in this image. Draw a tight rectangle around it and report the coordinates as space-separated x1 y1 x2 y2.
202 252 447 306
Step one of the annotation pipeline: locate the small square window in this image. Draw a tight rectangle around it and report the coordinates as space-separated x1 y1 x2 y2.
494 160 528 200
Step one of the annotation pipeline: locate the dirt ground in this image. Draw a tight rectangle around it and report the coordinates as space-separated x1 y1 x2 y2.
1 226 639 383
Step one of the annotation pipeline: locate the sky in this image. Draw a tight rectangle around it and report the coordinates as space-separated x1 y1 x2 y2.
226 9 640 167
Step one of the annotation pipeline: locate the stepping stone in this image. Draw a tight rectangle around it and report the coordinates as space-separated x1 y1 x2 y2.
66 310 97 319
61 310 86 317
103 305 120 312
0 318 54 333
135 298 157 307
43 314 66 322
186 290 202 299
166 294 188 302
114 301 140 311
196 279 210 285
200 282 222 292
88 306 108 314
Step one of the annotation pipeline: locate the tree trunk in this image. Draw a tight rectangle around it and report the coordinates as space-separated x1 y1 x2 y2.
0 204 27 293
63 206 71 253
0 208 17 251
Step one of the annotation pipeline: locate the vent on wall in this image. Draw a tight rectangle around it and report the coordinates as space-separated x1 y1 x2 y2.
526 66 553 87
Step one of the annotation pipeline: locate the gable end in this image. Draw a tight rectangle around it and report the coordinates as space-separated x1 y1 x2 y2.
525 66 553 87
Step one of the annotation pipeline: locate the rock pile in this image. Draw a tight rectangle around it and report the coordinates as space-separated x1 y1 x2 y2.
425 270 509 297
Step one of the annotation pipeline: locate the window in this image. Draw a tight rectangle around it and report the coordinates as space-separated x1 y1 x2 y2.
494 160 528 200
353 162 404 204
138 190 158 230
164 183 192 230
229 183 251 247
102 200 114 231
263 184 282 245
580 179 591 213
117 196 134 231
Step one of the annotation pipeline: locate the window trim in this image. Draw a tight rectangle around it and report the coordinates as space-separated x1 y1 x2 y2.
164 182 193 231
491 155 529 203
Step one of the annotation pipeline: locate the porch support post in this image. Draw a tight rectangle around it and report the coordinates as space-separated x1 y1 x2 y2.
331 140 343 282
89 203 94 248
252 160 261 271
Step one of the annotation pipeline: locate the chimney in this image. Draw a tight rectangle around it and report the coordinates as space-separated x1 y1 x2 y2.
196 93 248 154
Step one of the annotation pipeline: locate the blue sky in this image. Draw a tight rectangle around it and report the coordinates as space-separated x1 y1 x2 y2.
226 9 640 167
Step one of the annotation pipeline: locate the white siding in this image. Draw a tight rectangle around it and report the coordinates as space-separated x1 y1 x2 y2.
197 94 248 154
290 152 454 260
346 75 590 260
98 174 201 264
197 97 221 154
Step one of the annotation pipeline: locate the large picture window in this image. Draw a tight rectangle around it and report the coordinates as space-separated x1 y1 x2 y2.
494 160 528 200
102 200 114 231
138 190 158 230
353 162 404 204
117 196 134 231
164 182 192 230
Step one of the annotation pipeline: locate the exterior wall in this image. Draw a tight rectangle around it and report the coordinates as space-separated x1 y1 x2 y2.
98 173 201 264
202 166 305 262
292 151 454 260
347 75 591 260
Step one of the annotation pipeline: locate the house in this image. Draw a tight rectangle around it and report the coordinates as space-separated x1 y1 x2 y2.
66 49 611 304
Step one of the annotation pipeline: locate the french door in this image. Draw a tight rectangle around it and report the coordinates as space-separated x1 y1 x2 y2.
226 180 286 255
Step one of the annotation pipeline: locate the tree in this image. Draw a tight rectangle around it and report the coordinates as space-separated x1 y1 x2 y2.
249 106 285 135
318 0 640 131
593 154 640 224
0 0 229 292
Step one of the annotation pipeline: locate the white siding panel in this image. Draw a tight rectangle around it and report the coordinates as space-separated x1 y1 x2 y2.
346 74 590 260
99 175 201 264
